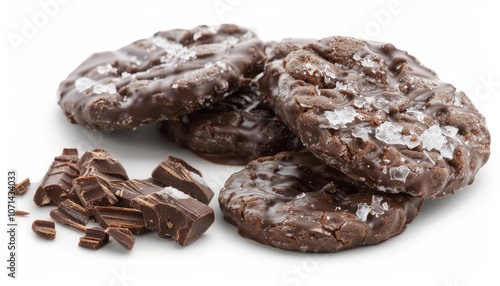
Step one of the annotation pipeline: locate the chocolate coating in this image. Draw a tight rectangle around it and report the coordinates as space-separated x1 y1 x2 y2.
162 86 303 165
271 37 490 199
219 151 422 253
58 24 266 131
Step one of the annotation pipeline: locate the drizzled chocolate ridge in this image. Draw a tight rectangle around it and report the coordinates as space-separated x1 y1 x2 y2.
58 24 266 131
270 36 490 199
219 151 421 253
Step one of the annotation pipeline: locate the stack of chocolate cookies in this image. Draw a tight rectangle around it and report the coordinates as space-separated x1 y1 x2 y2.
57 24 491 252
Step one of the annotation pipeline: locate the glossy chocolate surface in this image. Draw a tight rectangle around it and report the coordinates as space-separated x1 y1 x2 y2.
58 24 266 131
219 151 421 252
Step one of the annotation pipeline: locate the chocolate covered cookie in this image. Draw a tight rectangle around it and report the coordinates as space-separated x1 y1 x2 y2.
272 37 490 199
58 24 266 131
219 151 421 253
161 85 303 165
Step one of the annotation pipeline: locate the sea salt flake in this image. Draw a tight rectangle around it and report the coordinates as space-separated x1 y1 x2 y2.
223 36 239 45
160 187 190 200
96 63 117 75
204 62 214 69
356 195 389 221
179 50 197 62
356 203 370 221
75 77 96 92
441 126 458 138
376 122 420 149
361 57 376 68
352 126 371 141
370 196 387 216
335 81 355 92
420 124 447 152
406 107 426 122
189 171 207 186
353 53 361 61
389 166 411 182
324 107 358 129
121 72 132 78
92 83 116 94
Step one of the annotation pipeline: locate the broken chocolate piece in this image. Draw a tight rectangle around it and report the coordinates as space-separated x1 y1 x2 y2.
15 210 30 216
57 199 90 225
131 187 214 246
112 178 165 207
13 178 30 195
88 206 148 235
34 149 79 206
32 220 56 240
106 227 135 250
50 208 86 235
151 156 214 204
77 148 128 187
73 176 118 207
78 227 109 250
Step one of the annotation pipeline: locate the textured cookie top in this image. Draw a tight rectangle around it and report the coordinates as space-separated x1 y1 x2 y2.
219 151 421 252
274 36 490 199
162 85 303 165
58 24 266 131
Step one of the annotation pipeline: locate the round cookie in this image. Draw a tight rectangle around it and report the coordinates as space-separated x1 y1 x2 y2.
259 38 315 107
273 37 490 199
161 85 303 165
219 151 422 253
58 24 266 131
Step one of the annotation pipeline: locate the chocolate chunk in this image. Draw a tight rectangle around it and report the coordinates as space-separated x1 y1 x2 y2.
57 199 90 225
151 156 214 204
32 220 56 240
13 178 30 195
34 148 79 206
105 227 135 250
131 187 215 246
88 206 148 235
162 86 303 165
112 178 165 207
49 195 89 233
15 210 30 216
73 176 119 207
78 228 109 250
58 24 266 131
77 148 129 188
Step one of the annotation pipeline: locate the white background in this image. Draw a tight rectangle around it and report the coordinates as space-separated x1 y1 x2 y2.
1 0 499 285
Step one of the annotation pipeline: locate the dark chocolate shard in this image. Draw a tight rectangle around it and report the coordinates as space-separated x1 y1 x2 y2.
13 178 30 195
88 206 148 235
131 187 214 246
32 220 56 240
73 176 118 207
77 148 129 186
34 149 80 206
57 199 90 225
78 227 109 250
50 207 87 233
106 227 135 250
112 178 165 207
15 210 30 216
151 156 214 204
